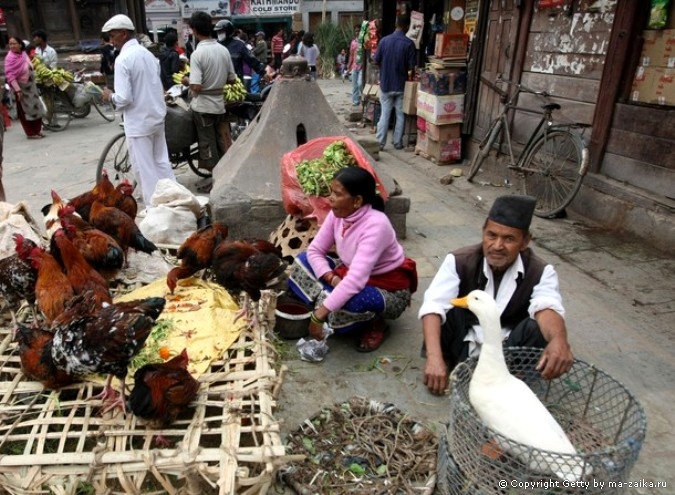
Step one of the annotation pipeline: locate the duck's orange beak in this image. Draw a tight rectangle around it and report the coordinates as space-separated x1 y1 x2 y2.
451 296 469 308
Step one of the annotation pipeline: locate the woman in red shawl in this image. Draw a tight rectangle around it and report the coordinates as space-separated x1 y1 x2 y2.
4 36 44 139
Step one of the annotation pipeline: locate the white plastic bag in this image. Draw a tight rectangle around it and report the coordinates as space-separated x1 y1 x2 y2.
138 179 205 248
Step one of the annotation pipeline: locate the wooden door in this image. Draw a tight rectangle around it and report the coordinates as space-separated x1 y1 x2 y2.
473 0 520 140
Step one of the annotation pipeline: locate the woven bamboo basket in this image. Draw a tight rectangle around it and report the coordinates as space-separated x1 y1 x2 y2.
439 347 647 495
268 215 318 261
0 295 293 495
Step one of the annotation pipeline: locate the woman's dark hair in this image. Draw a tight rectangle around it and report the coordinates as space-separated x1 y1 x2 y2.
334 167 385 212
8 36 26 51
302 32 314 47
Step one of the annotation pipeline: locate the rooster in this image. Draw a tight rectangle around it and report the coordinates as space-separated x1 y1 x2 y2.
103 178 137 220
167 222 229 294
211 239 287 326
51 296 166 414
128 348 200 446
50 228 112 306
42 189 70 238
0 234 39 325
15 323 79 389
67 169 115 221
58 209 124 281
89 196 157 258
28 245 75 325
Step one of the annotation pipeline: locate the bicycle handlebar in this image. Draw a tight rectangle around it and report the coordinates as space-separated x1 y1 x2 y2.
480 75 550 99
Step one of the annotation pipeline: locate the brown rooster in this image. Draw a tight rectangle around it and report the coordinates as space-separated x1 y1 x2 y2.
15 323 79 389
50 296 166 414
0 234 39 324
167 222 229 294
103 178 137 220
67 169 115 221
211 239 287 326
50 228 112 306
89 196 157 258
58 209 124 281
128 348 200 446
28 245 75 325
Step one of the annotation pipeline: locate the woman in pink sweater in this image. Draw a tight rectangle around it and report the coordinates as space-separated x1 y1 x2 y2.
288 167 417 352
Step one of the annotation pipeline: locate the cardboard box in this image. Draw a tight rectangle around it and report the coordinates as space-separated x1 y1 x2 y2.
403 81 418 115
416 92 464 125
434 33 469 60
653 68 675 105
425 122 461 142
420 68 467 95
416 131 462 164
641 29 675 68
416 116 427 134
631 66 657 103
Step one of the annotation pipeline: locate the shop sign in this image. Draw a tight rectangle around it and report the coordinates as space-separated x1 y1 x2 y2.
181 1 231 17
250 0 301 16
146 0 181 13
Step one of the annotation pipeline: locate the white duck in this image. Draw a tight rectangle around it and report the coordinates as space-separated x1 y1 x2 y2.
452 290 586 482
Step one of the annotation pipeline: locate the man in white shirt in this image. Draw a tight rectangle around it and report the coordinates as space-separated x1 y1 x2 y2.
419 195 574 395
186 11 237 171
31 30 58 68
100 14 176 208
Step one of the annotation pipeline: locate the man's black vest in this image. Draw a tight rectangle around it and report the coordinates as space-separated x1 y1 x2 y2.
453 243 547 328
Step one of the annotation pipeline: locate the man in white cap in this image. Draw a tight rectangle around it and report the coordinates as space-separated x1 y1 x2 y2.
100 14 175 210
419 195 574 395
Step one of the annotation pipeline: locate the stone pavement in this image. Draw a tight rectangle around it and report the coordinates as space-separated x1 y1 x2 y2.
1 80 673 493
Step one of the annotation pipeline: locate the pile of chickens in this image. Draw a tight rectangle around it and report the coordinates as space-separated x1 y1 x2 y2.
0 170 288 439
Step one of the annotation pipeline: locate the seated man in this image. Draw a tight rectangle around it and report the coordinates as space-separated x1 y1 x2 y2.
419 195 574 395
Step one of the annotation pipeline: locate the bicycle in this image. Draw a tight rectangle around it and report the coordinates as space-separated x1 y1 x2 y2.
467 76 590 218
40 79 116 132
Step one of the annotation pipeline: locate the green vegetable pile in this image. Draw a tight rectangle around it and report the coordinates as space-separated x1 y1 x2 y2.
296 140 357 197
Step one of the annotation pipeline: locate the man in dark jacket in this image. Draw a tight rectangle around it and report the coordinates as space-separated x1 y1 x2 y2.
419 195 574 395
214 19 266 82
159 32 180 90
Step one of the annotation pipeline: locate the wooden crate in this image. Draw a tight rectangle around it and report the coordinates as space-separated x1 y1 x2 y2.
0 297 294 495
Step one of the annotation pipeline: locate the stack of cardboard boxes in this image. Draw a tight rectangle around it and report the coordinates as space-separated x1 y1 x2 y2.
414 33 468 164
631 29 675 106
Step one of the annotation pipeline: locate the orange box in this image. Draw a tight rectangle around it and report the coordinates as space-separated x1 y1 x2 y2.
416 131 462 164
631 66 657 103
425 122 461 142
434 33 469 60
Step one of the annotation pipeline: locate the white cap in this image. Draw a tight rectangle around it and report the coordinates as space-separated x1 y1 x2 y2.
101 14 135 32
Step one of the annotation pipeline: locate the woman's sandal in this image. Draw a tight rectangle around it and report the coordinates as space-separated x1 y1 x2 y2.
357 323 390 353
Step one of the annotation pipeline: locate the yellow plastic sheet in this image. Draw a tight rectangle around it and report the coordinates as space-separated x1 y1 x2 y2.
115 276 245 376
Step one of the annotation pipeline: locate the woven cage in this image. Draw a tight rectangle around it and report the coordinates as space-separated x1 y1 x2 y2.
0 296 291 495
281 397 438 494
440 347 647 495
268 215 318 261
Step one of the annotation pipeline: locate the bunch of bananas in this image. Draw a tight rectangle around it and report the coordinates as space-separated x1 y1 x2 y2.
32 57 74 88
223 77 247 103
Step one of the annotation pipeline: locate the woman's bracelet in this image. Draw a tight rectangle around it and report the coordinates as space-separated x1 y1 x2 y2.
310 312 325 325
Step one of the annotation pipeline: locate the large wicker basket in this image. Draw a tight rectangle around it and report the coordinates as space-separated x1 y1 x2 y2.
0 296 291 495
439 347 647 495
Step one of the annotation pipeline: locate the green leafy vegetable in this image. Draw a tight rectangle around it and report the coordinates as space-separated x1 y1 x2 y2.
296 140 357 197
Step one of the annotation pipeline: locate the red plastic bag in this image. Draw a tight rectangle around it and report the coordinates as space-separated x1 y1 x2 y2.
281 136 389 226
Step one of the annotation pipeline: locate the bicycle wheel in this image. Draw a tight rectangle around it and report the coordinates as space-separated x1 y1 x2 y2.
72 102 91 119
186 144 212 178
467 119 503 182
91 95 116 122
42 90 72 132
97 132 133 184
521 129 587 218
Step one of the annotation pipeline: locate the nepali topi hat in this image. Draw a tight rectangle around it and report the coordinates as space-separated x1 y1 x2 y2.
488 195 537 231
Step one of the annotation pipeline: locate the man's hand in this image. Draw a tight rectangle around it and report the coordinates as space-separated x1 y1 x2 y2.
423 356 449 395
101 88 113 103
537 336 574 379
